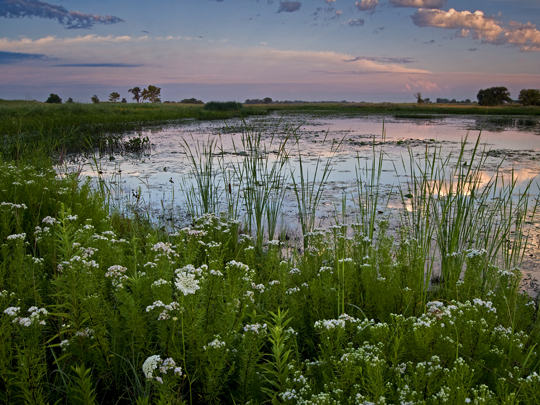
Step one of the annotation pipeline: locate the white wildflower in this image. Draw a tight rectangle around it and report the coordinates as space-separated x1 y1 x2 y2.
175 270 200 295
6 233 25 241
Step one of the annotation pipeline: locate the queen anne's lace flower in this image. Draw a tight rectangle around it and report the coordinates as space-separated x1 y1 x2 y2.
142 355 182 382
175 270 200 295
142 355 161 379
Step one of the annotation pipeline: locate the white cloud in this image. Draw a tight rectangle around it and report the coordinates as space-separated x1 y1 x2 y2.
504 22 540 51
389 0 447 9
355 0 378 12
411 9 504 42
411 8 540 51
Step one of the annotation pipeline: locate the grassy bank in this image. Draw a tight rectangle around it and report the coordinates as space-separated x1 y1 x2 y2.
0 100 258 135
0 100 260 159
252 101 540 116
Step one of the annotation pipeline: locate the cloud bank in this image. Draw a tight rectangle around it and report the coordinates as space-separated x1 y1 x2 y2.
411 8 540 51
0 0 123 29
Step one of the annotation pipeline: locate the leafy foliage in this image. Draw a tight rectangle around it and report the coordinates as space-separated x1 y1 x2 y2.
109 92 121 102
477 87 512 106
518 89 540 106
128 87 142 103
141 86 161 103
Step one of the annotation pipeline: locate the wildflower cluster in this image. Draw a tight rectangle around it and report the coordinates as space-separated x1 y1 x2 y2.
142 355 182 384
4 306 48 326
146 300 180 320
105 265 129 290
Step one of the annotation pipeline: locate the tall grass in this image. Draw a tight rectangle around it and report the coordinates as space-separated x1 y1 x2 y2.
181 135 223 219
290 131 343 249
397 134 539 300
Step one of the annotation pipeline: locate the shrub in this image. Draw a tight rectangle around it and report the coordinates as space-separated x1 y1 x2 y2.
180 98 204 105
45 94 62 104
203 101 243 111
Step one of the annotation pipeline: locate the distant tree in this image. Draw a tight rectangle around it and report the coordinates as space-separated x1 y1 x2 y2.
141 85 161 103
423 98 431 103
465 99 471 103
414 92 424 104
66 97 74 103
121 98 127 103
263 97 273 104
109 92 121 102
45 93 62 104
91 95 100 104
477 87 512 106
518 89 540 106
128 87 142 103
180 98 204 104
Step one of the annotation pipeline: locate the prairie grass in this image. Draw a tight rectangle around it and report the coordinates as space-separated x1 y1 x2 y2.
1 117 540 404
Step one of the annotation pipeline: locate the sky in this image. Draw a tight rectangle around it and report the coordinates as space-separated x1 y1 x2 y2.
1 0 540 103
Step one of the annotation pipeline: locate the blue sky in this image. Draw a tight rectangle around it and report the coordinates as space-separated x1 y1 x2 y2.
1 0 539 102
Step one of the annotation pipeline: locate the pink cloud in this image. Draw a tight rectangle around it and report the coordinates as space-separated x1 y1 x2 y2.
390 0 447 9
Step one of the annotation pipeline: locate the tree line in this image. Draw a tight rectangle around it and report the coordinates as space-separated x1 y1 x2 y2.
44 85 163 104
414 87 540 107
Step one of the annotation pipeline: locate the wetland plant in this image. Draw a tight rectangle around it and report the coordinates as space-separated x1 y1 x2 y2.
1 158 539 404
1 121 540 404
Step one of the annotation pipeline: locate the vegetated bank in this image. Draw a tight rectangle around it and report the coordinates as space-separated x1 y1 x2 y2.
254 101 540 117
0 102 539 404
0 100 260 158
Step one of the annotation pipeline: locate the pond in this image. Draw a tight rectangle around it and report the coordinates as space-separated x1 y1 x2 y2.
62 112 540 291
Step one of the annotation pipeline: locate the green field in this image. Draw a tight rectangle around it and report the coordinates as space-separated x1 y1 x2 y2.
1 100 540 404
